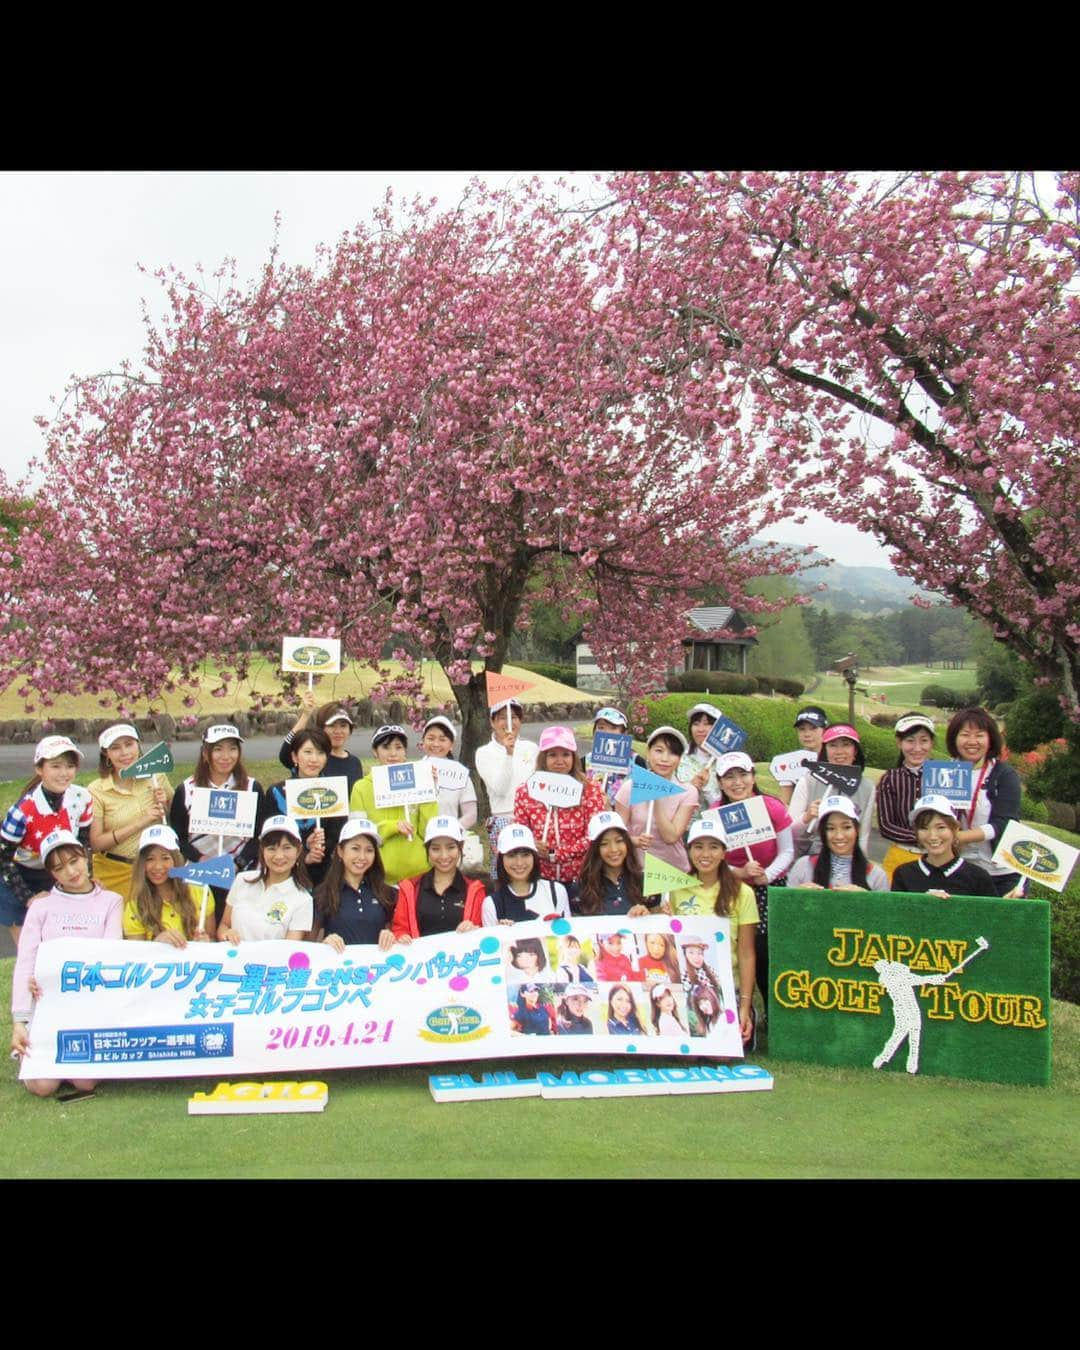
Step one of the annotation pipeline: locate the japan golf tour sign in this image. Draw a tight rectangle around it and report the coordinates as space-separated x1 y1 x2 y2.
283 777 350 820
187 787 260 840
281 635 342 675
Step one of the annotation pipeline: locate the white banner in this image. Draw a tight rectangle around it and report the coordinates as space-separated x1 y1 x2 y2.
188 787 260 840
280 635 342 675
19 917 743 1081
283 777 350 819
993 819 1079 893
525 771 584 808
371 760 438 809
424 757 471 792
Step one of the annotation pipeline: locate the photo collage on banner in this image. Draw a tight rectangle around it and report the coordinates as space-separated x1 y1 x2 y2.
504 928 731 1042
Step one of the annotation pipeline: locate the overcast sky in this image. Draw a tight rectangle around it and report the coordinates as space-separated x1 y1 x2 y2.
0 170 893 569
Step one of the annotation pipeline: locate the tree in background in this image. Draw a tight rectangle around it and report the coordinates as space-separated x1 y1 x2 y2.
746 576 815 682
603 171 1080 716
0 185 795 763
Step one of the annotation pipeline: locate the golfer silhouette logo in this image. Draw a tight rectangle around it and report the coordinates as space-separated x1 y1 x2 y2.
872 936 990 1075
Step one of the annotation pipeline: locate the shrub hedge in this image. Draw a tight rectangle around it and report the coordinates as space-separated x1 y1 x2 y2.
644 693 900 770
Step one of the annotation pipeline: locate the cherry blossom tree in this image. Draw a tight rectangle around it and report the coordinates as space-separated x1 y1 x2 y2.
0 183 796 764
598 171 1080 716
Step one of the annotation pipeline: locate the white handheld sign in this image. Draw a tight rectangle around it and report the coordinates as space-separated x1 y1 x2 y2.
993 820 1079 893
425 757 471 792
283 777 350 820
704 796 775 850
526 771 584 808
372 760 438 810
769 750 813 784
188 787 260 841
281 636 342 675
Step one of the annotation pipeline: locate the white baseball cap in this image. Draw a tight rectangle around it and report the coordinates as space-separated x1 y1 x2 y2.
98 723 140 751
339 817 382 845
688 703 723 723
497 822 538 854
647 725 689 753
810 794 861 832
323 707 355 728
422 716 457 740
203 723 244 744
587 811 630 843
687 817 728 847
138 824 181 854
40 829 84 865
715 751 754 777
592 706 628 728
34 734 83 763
260 814 302 842
424 815 465 845
908 794 959 825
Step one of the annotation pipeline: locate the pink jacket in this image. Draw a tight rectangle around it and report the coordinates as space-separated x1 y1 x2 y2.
12 882 123 1021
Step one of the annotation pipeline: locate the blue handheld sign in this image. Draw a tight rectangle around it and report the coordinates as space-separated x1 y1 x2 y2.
590 732 633 773
388 765 416 792
208 790 238 820
629 763 687 805
703 717 748 757
921 760 974 804
169 854 237 890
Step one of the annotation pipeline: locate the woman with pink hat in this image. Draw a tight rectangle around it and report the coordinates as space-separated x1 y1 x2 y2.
789 723 876 860
512 726 605 885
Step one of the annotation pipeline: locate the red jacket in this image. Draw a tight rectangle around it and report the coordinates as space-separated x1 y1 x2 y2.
392 872 487 938
513 777 606 883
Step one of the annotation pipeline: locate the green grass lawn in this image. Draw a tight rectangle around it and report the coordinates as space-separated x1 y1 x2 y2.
2 952 1076 1179
811 663 978 718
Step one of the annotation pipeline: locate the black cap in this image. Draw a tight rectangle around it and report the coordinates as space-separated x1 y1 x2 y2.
794 706 828 728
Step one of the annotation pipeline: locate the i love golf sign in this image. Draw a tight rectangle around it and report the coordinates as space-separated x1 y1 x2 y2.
767 889 1051 1086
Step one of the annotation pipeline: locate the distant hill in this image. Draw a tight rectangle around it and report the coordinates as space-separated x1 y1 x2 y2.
756 544 944 614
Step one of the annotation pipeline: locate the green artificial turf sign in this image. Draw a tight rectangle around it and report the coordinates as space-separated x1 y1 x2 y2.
768 889 1051 1086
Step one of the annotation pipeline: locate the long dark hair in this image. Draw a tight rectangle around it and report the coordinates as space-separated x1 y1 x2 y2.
315 837 395 924
812 812 871 889
607 984 644 1033
496 848 541 887
193 739 250 790
576 829 644 915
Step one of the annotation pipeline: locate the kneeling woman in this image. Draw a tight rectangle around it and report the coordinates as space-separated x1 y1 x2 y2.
218 816 314 943
392 816 486 940
312 817 398 952
891 795 999 898
124 824 215 944
787 796 889 892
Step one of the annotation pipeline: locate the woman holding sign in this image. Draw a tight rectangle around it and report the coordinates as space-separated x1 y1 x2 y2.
88 723 172 903
267 727 347 890
277 693 365 795
421 716 479 830
675 703 725 806
707 751 794 1014
124 824 215 943
349 725 439 886
513 727 605 885
170 724 265 924
789 724 876 861
613 727 699 872
946 707 1024 897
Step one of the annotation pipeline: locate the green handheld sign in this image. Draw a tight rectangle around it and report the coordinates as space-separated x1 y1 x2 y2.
120 741 174 779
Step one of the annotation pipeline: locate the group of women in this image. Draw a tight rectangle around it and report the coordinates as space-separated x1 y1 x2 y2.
4 692 1027 1097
